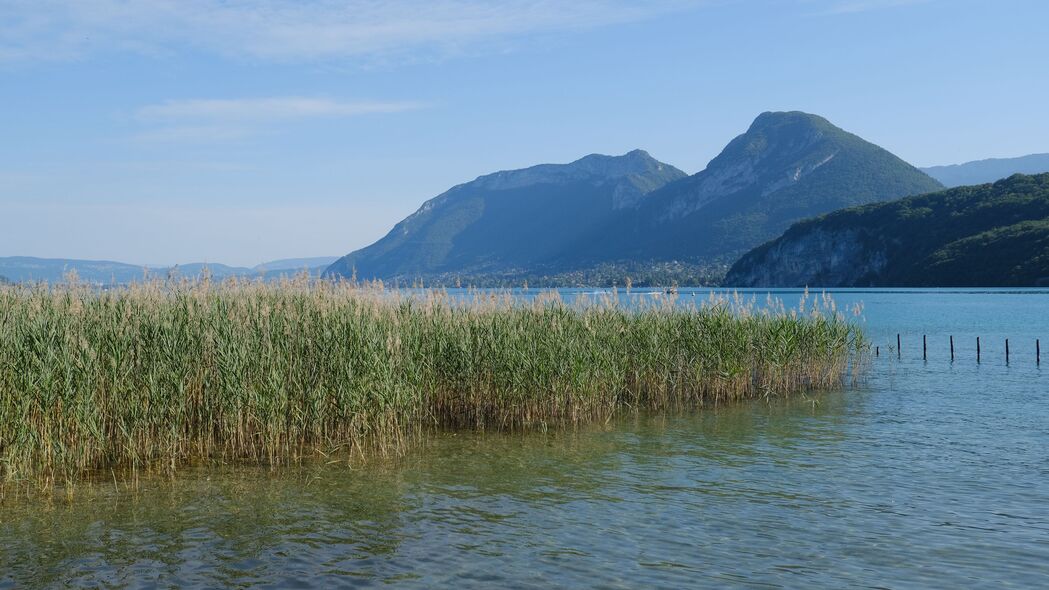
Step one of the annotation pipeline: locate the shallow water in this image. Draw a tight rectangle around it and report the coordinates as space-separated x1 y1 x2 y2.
3 289 1048 588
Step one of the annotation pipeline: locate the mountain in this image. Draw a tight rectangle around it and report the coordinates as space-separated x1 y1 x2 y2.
922 154 1049 187
561 111 944 267
165 261 334 279
325 150 687 280
724 174 1049 287
0 257 158 284
165 263 254 279
0 256 337 285
254 256 339 273
326 111 943 282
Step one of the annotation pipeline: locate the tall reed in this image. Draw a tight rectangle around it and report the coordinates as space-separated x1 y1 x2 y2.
0 277 865 484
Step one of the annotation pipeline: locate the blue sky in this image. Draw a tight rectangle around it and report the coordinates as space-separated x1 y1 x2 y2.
2 0 1047 266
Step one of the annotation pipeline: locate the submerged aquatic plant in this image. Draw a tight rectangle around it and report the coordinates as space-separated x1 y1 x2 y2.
0 276 865 484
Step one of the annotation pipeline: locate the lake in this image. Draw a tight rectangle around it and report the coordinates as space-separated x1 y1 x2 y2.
2 289 1048 588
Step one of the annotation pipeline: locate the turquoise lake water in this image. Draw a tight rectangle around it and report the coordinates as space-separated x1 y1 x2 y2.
2 289 1047 588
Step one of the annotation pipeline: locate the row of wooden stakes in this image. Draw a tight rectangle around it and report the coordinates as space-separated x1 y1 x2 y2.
876 335 1042 365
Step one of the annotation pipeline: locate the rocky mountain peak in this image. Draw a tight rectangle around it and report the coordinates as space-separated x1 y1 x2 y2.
651 111 858 220
717 111 833 166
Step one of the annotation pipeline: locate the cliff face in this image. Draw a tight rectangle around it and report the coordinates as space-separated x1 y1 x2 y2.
724 173 1049 288
726 228 888 287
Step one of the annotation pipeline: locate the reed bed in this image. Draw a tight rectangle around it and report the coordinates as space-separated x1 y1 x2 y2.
0 277 865 484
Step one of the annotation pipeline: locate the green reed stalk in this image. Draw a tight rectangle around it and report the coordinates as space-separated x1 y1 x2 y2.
0 277 865 484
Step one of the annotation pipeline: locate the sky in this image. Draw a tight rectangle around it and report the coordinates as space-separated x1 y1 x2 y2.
2 0 1048 267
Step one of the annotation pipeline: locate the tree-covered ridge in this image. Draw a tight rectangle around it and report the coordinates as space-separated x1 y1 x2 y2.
727 173 1049 287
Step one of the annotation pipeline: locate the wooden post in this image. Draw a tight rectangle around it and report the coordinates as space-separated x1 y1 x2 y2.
1006 339 1010 365
875 346 879 357
923 335 927 361
977 337 981 363
897 333 901 359
1038 339 1041 365
950 335 954 362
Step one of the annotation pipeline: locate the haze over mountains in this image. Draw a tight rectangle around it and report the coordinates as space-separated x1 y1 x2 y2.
921 154 1049 188
726 174 1049 287
0 256 339 285
326 111 943 282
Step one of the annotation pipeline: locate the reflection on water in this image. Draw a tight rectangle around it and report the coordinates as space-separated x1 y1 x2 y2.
3 289 1049 588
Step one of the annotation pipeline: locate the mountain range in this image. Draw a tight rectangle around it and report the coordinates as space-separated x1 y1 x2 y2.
724 173 1049 287
0 256 339 285
326 111 944 282
921 154 1049 188
7 111 1048 288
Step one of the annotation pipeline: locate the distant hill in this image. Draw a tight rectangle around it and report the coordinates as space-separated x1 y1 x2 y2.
325 150 687 280
326 111 943 282
724 173 1049 287
0 257 157 284
254 256 339 273
165 263 254 280
0 256 337 285
922 154 1049 187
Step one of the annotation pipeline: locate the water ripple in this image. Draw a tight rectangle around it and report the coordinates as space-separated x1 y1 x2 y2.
4 290 1049 588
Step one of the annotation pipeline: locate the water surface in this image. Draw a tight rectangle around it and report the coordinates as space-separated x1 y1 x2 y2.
3 289 1048 588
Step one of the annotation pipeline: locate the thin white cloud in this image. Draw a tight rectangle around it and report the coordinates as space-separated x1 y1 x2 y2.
137 97 426 122
0 0 703 63
130 96 426 143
